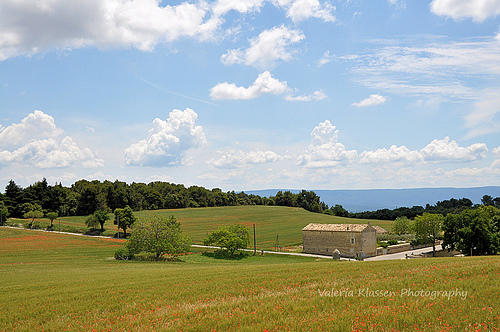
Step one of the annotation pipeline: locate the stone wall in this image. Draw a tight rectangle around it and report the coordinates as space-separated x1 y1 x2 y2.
303 227 377 258
386 243 411 254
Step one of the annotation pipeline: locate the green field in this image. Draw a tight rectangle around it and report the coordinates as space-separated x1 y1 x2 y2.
0 226 498 331
9 205 389 250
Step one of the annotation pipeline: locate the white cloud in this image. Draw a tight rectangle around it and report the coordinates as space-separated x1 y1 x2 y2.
208 149 284 168
430 0 500 22
360 145 423 164
124 108 206 167
351 94 386 107
420 137 488 162
285 90 328 101
318 50 333 67
297 120 358 168
464 88 500 138
212 0 265 17
0 110 103 168
360 137 488 164
347 36 500 100
493 146 500 155
0 0 212 60
220 25 305 68
0 110 63 149
273 0 336 23
210 71 290 100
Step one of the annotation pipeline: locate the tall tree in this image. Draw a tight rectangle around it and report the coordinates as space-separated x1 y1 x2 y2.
114 206 136 237
414 213 443 257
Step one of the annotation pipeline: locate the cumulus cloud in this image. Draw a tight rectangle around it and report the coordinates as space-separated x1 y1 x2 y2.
124 108 206 167
273 0 336 23
430 0 500 22
220 25 305 68
297 120 358 168
360 137 488 164
351 94 386 107
359 145 423 164
420 137 488 162
0 110 103 168
208 149 284 168
210 71 290 100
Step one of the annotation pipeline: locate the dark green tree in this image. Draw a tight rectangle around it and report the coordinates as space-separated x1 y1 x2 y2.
443 206 500 256
114 206 136 237
46 212 58 228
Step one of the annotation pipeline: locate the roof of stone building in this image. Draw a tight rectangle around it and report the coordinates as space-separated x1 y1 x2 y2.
302 223 372 232
371 225 389 234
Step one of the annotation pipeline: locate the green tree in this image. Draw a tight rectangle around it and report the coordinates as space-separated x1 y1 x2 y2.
94 210 110 230
0 201 9 226
413 213 443 257
23 209 44 228
46 212 58 228
113 206 136 237
391 216 412 235
126 215 191 261
204 224 250 256
443 206 500 256
85 214 100 229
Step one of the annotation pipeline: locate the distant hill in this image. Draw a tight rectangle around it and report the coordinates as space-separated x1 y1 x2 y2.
246 186 500 213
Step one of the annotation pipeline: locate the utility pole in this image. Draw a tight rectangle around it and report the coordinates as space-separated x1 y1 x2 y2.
253 224 256 255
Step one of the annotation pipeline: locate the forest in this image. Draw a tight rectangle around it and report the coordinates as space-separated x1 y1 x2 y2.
0 178 498 221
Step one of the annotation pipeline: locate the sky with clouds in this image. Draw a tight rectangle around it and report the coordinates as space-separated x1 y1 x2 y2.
0 0 499 191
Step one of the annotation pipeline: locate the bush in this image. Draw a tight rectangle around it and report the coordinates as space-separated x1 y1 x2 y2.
387 239 399 246
114 248 134 260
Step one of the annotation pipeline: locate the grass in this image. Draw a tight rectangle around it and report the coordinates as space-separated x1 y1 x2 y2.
0 227 498 331
7 205 389 250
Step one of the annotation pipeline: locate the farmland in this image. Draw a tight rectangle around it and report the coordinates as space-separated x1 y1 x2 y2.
7 205 389 250
0 225 498 331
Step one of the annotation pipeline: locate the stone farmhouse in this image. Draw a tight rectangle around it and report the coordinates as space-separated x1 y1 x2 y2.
302 223 377 258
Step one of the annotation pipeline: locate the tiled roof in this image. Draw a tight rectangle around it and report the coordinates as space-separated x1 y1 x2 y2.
302 223 370 232
372 225 388 234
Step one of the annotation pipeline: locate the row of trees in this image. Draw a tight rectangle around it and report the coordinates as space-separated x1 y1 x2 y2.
0 179 328 219
351 196 499 221
390 205 500 256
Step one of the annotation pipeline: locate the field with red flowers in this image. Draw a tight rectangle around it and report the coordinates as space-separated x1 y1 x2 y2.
9 205 388 249
0 226 498 331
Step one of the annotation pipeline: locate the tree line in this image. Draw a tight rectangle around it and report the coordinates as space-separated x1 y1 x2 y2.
349 196 500 220
0 178 329 220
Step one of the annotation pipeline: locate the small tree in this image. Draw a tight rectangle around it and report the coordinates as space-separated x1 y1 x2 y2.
23 209 44 228
46 212 58 228
85 214 100 229
391 216 412 235
414 213 443 257
126 215 191 261
114 206 136 237
204 224 250 256
94 210 110 231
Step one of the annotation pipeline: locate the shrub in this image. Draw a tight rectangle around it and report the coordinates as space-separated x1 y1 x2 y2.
114 248 134 260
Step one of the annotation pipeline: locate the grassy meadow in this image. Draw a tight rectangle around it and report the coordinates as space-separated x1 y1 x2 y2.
0 226 498 331
8 205 389 250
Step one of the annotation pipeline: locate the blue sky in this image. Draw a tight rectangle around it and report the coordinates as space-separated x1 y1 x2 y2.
1 0 499 191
